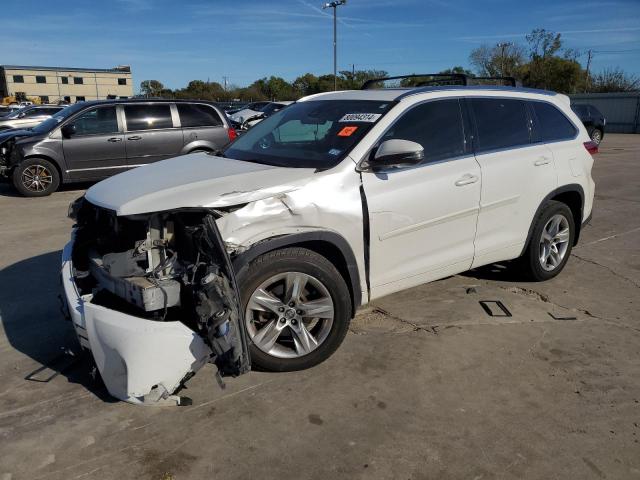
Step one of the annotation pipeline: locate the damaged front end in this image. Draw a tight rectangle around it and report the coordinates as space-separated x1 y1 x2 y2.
62 197 250 405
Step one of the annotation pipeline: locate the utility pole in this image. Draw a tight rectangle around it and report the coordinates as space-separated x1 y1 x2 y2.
584 50 593 93
322 1 346 91
496 42 512 76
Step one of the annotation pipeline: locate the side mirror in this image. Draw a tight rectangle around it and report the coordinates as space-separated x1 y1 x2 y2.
61 124 76 138
368 139 424 170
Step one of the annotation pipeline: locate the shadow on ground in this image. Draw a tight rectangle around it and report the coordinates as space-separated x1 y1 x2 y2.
0 179 94 198
0 250 115 402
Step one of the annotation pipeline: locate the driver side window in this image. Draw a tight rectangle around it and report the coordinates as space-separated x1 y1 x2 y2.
72 107 119 136
382 99 467 164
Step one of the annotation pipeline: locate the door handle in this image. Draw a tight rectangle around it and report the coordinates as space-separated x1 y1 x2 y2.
455 174 479 187
107 137 122 142
534 157 551 166
127 135 142 141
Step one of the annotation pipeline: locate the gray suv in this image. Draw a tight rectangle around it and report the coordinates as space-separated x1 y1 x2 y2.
0 99 235 196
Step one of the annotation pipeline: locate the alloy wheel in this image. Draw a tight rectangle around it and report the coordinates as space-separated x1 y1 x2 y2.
539 214 570 271
246 272 334 359
21 164 53 193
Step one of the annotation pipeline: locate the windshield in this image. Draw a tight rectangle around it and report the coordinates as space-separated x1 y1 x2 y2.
224 100 393 169
31 103 84 134
259 103 287 115
5 107 31 119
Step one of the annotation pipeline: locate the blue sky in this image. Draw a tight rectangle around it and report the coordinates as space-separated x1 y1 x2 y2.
2 0 639 91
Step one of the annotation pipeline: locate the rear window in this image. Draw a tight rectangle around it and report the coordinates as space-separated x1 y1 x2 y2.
531 102 577 143
177 104 223 127
124 104 173 131
471 98 530 152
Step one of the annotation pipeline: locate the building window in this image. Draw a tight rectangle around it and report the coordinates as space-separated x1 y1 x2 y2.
63 96 71 103
36 75 47 84
107 95 116 99
39 96 50 103
61 77 69 84
73 77 84 85
13 75 24 83
118 78 127 85
76 96 86 102
119 96 128 99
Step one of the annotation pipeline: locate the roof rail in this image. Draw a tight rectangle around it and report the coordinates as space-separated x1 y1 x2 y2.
361 73 517 90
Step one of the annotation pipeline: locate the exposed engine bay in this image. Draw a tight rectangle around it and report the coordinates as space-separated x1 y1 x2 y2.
67 198 250 405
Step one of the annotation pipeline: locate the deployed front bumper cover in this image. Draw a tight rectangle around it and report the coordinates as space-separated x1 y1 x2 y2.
61 239 212 405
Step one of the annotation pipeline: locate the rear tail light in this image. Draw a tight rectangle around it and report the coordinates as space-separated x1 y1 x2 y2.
583 141 598 155
228 127 237 142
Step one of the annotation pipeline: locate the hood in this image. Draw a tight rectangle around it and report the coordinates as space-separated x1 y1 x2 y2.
229 108 260 122
0 128 38 145
85 152 316 216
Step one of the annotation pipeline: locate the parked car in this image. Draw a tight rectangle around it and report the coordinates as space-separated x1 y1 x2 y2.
0 105 22 117
571 103 606 145
62 82 596 404
229 101 293 130
0 99 236 196
0 104 66 131
225 101 271 116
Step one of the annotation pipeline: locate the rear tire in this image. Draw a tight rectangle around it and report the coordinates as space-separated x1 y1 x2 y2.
590 128 603 145
12 158 60 197
519 200 575 281
237 247 352 372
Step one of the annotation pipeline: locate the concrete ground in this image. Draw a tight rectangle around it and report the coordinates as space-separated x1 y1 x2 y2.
0 134 638 480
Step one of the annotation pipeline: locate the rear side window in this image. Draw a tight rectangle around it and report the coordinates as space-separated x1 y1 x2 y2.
124 104 173 131
381 99 466 163
177 104 222 127
531 102 577 143
471 98 530 152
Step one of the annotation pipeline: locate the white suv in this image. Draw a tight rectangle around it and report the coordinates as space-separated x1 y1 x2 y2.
62 82 596 404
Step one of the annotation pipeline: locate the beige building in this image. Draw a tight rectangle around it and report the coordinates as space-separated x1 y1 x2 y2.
0 65 133 104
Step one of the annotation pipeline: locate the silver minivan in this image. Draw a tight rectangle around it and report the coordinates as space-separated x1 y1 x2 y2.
0 99 236 196
0 104 66 131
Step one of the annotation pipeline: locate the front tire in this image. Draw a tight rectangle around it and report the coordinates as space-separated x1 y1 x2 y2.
238 247 352 372
519 200 575 281
12 158 60 197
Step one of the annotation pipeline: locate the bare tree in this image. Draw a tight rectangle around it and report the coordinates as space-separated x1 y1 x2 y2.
590 68 640 92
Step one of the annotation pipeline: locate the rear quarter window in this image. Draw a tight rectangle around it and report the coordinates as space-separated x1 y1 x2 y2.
530 101 577 143
177 104 223 128
470 98 530 152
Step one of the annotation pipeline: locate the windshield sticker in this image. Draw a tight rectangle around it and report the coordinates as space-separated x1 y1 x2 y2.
338 113 382 123
337 126 358 137
328 148 342 156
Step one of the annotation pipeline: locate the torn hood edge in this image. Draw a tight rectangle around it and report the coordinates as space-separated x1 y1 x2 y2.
85 152 317 216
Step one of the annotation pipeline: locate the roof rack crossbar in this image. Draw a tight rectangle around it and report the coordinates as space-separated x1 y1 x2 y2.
361 73 468 90
468 76 517 87
361 73 517 90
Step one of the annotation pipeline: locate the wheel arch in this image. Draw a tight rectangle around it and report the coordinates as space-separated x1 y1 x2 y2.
232 231 362 317
521 184 585 256
20 154 64 182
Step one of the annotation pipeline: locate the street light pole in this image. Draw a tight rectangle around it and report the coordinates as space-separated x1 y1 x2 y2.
323 1 346 91
496 42 512 76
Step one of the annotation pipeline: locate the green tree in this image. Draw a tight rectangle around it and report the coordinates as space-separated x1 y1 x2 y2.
589 68 640 92
140 80 165 97
469 44 526 77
